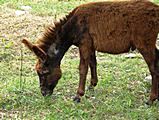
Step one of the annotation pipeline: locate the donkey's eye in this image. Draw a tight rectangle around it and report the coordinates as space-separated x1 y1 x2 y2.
38 70 50 77
43 61 49 67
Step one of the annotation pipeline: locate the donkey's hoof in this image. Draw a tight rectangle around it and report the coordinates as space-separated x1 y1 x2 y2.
73 96 81 103
146 100 153 105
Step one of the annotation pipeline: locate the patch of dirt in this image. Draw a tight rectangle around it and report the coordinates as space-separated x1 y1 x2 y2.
0 6 79 58
0 6 53 47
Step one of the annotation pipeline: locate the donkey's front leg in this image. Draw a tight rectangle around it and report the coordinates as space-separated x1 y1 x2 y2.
88 51 98 90
73 57 89 102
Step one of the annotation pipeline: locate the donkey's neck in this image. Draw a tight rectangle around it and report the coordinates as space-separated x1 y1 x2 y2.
56 39 72 63
38 8 79 67
47 31 72 67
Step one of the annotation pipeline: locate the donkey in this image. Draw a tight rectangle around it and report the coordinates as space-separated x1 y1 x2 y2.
22 0 159 105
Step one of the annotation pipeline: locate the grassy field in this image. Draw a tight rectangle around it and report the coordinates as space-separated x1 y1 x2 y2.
1 0 159 119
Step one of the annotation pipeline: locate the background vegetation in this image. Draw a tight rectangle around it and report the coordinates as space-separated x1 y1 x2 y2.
0 0 159 119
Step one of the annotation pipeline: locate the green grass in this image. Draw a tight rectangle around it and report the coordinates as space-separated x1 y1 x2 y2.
0 0 92 16
1 0 159 119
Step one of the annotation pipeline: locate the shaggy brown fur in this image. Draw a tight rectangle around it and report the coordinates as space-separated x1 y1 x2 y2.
23 0 159 104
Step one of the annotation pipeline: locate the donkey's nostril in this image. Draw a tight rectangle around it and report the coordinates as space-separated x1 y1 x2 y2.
41 90 47 96
47 90 53 96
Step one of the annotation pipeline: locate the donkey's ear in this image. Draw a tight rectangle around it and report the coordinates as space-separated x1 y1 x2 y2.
22 39 47 61
22 39 34 51
32 46 47 61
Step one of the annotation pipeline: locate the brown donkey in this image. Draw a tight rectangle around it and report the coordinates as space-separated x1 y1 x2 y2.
22 0 159 105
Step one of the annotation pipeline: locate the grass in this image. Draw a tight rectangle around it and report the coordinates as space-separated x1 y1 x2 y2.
0 0 93 16
1 0 159 119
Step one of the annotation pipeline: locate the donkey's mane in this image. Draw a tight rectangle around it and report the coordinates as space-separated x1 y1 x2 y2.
36 18 67 52
36 8 77 52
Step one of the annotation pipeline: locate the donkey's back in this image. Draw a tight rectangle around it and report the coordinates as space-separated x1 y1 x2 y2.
71 1 159 54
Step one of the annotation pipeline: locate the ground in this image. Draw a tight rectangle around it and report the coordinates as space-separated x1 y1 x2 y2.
0 0 159 119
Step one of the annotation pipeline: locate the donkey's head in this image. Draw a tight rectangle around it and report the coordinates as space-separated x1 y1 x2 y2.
22 39 62 96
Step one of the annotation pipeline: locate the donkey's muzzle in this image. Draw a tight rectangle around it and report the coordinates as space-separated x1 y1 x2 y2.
41 90 53 96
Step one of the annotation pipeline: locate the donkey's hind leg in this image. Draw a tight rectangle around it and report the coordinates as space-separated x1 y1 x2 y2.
154 48 159 99
88 51 98 90
139 47 159 105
